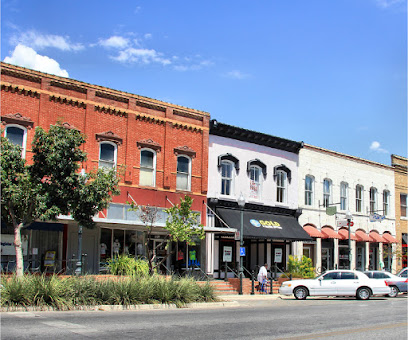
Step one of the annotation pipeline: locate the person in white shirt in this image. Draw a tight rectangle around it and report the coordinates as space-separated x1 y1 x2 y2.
257 263 268 292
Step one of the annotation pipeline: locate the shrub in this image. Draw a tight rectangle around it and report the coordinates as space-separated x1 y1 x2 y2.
287 255 315 279
107 255 149 277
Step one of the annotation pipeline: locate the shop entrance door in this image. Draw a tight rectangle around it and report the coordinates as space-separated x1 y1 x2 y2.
321 248 332 272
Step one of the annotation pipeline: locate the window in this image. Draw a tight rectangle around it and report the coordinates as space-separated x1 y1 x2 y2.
323 179 332 207
5 125 27 158
177 156 191 191
139 149 156 187
340 272 357 280
220 161 233 195
340 182 348 211
383 190 390 216
249 166 261 199
276 170 287 203
305 176 314 206
99 142 116 169
322 272 340 280
401 194 407 218
356 185 363 212
370 187 377 213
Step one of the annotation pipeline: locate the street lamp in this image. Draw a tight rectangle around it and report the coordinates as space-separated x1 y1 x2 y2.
237 193 245 295
346 210 353 270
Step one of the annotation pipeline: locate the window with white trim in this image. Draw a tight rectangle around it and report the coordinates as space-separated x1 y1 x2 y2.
370 187 377 213
356 185 363 213
340 182 348 211
139 149 156 187
5 125 27 158
383 190 390 216
221 160 233 196
177 156 191 191
305 175 314 206
276 170 287 203
401 194 407 218
249 165 261 199
99 142 117 169
323 179 332 207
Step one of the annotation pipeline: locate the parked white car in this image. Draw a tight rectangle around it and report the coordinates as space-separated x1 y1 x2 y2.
279 270 391 300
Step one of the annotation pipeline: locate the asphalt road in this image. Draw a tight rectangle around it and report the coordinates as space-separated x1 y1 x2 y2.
1 296 407 339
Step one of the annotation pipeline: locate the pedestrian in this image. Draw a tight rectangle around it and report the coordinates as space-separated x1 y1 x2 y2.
257 263 268 293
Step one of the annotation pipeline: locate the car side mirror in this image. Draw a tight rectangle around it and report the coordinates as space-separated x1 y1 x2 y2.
318 277 323 281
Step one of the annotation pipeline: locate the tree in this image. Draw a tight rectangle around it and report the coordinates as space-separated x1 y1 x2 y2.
129 195 205 274
1 124 120 277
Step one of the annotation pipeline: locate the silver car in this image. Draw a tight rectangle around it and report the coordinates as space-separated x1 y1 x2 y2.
363 270 407 297
279 270 391 300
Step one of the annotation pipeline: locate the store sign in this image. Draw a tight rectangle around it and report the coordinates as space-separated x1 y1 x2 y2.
0 234 28 256
223 246 233 262
369 213 385 222
250 219 282 229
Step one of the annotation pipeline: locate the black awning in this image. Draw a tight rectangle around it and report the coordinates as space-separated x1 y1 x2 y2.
217 208 312 241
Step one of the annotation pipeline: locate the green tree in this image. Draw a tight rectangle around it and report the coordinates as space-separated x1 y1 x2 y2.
1 124 120 277
129 195 204 274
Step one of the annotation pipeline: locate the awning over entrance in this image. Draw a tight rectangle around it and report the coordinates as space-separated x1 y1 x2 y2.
355 230 370 242
338 228 357 241
216 208 312 241
369 231 386 243
321 227 342 239
303 225 325 238
382 233 398 244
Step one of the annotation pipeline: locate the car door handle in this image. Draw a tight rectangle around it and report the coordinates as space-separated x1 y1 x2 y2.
331 282 336 284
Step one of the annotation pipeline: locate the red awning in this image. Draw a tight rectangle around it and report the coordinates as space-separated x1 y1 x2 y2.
369 231 386 243
303 225 324 238
355 230 370 242
338 228 358 241
382 233 398 244
321 227 342 239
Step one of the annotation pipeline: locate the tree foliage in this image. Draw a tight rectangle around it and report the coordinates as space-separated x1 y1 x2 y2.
1 124 120 277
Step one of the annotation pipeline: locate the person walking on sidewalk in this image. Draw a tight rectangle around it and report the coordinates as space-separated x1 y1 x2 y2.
257 263 268 293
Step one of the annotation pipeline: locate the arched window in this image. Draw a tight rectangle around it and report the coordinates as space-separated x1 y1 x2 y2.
340 182 348 211
99 142 117 169
276 170 287 203
356 185 363 213
140 149 156 187
370 187 377 213
5 125 27 158
249 165 262 199
177 156 191 191
323 179 332 207
220 160 234 196
305 175 314 206
383 190 390 216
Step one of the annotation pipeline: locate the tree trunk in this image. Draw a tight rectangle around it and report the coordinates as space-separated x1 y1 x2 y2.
14 223 24 277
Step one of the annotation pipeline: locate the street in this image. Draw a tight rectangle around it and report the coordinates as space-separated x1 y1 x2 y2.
1 296 407 339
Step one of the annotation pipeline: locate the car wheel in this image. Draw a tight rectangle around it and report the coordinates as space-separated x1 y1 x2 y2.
387 286 399 298
356 287 371 300
294 287 308 300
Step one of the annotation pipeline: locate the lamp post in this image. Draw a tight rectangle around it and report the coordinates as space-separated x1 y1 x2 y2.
346 211 353 270
237 193 245 295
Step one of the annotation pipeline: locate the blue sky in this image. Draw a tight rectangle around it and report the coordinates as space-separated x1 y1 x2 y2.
1 0 407 165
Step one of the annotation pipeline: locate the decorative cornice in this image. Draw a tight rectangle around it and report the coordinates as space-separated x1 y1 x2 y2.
96 131 123 145
174 146 196 158
1 113 34 129
172 122 202 132
1 84 40 98
50 81 87 94
95 91 129 104
1 68 42 83
49 95 86 108
135 114 165 125
94 105 128 117
136 100 166 112
173 109 203 121
137 139 162 152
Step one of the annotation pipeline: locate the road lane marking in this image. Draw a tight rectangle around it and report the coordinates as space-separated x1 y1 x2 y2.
274 322 408 340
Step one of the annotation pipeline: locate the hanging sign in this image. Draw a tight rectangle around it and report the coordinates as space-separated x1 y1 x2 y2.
369 213 385 222
326 206 337 216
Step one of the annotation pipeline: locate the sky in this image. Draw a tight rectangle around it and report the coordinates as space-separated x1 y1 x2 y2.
1 0 407 166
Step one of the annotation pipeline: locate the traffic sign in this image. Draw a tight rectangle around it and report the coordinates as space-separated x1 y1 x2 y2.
240 247 246 256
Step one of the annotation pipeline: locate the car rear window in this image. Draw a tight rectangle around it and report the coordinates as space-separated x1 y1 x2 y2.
340 272 357 280
373 272 389 279
363 272 373 278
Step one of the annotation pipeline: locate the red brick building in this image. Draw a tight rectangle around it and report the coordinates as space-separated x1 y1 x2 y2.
1 62 210 274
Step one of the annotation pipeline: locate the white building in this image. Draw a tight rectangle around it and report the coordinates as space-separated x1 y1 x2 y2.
295 144 397 274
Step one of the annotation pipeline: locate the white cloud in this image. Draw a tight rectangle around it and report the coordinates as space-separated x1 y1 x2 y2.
369 141 389 153
11 30 83 51
375 0 405 8
4 44 69 77
224 70 250 79
111 47 171 65
144 33 152 40
98 36 129 49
